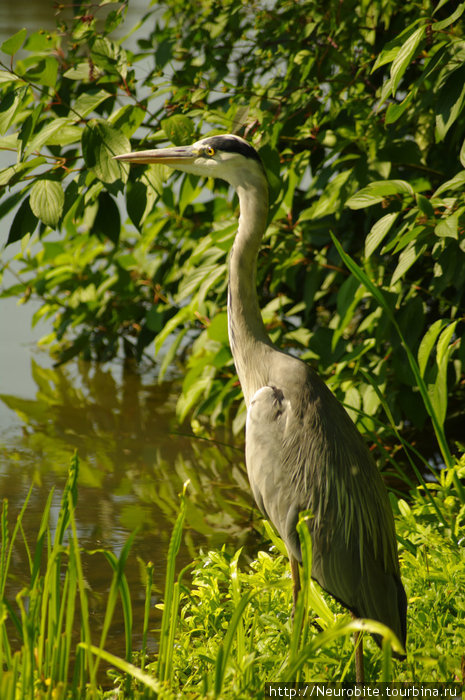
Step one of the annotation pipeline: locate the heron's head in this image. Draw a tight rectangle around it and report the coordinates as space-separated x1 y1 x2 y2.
114 134 267 191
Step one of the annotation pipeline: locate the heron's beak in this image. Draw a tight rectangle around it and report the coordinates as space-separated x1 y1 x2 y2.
113 146 198 165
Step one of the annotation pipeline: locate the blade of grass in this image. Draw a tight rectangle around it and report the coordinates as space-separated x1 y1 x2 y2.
68 493 98 696
229 548 245 661
141 561 154 672
358 367 451 529
331 233 453 469
1 486 34 597
96 530 137 695
157 480 189 683
282 617 403 681
214 588 255 697
381 638 393 681
98 529 137 658
79 643 161 695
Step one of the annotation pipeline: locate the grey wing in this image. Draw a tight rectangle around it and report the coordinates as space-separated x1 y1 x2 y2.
245 377 407 648
245 384 304 562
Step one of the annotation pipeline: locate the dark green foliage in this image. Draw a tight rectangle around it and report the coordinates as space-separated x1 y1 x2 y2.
0 0 464 458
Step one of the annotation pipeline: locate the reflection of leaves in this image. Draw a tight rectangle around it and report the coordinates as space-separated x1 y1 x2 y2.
0 358 253 547
0 394 50 423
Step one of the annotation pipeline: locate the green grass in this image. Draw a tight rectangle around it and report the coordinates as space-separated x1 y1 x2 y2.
1 454 464 698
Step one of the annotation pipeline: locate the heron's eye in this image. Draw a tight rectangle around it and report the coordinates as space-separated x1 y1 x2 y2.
205 146 215 157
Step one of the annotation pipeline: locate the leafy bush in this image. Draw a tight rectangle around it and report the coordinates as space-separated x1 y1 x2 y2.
0 0 463 454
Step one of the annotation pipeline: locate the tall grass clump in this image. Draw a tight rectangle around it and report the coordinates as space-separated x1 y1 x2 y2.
0 453 157 699
1 453 464 698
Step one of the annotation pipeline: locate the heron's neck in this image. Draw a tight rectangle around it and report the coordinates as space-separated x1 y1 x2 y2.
228 180 271 405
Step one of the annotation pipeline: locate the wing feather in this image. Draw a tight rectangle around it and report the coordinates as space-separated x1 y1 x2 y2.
245 354 407 648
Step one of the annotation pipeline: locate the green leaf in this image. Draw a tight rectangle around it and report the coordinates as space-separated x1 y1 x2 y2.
207 312 229 345
428 322 458 427
0 89 23 135
73 89 111 118
161 115 195 146
90 36 127 79
346 180 414 209
415 193 434 218
24 117 71 157
109 104 146 137
391 241 426 286
63 63 91 81
432 170 465 198
436 321 457 367
418 319 445 377
126 180 147 229
435 212 459 239
7 196 38 244
24 57 59 88
371 20 424 73
432 2 465 30
179 173 201 215
79 644 161 693
365 212 399 257
308 169 353 219
460 138 465 169
46 126 82 147
1 28 27 55
82 119 131 184
92 191 121 243
385 92 414 125
146 307 165 333
372 46 402 73
435 64 465 141
390 25 426 95
30 179 65 227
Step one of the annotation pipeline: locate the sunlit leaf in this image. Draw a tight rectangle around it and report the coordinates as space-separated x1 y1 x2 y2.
24 117 71 157
1 28 27 55
207 312 229 344
432 170 465 198
82 119 130 184
73 89 111 118
390 241 426 286
307 169 353 219
418 319 446 377
385 92 414 125
435 212 459 239
30 179 65 227
24 57 59 88
161 115 195 146
346 180 414 209
432 2 465 30
365 212 399 257
0 89 22 135
390 25 426 95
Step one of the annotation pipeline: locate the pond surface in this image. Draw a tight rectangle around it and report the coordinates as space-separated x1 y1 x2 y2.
0 304 257 661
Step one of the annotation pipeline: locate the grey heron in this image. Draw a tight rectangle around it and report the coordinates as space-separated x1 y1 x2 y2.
115 134 407 681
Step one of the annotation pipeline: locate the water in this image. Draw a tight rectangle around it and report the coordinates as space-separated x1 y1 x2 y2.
0 346 254 660
0 0 255 668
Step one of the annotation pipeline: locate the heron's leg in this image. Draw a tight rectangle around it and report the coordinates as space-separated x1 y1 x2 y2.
351 613 365 683
289 554 301 614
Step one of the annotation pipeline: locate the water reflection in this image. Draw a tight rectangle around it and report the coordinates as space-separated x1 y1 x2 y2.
0 356 258 660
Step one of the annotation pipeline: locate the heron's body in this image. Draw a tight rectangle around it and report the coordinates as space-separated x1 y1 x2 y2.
115 133 407 675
